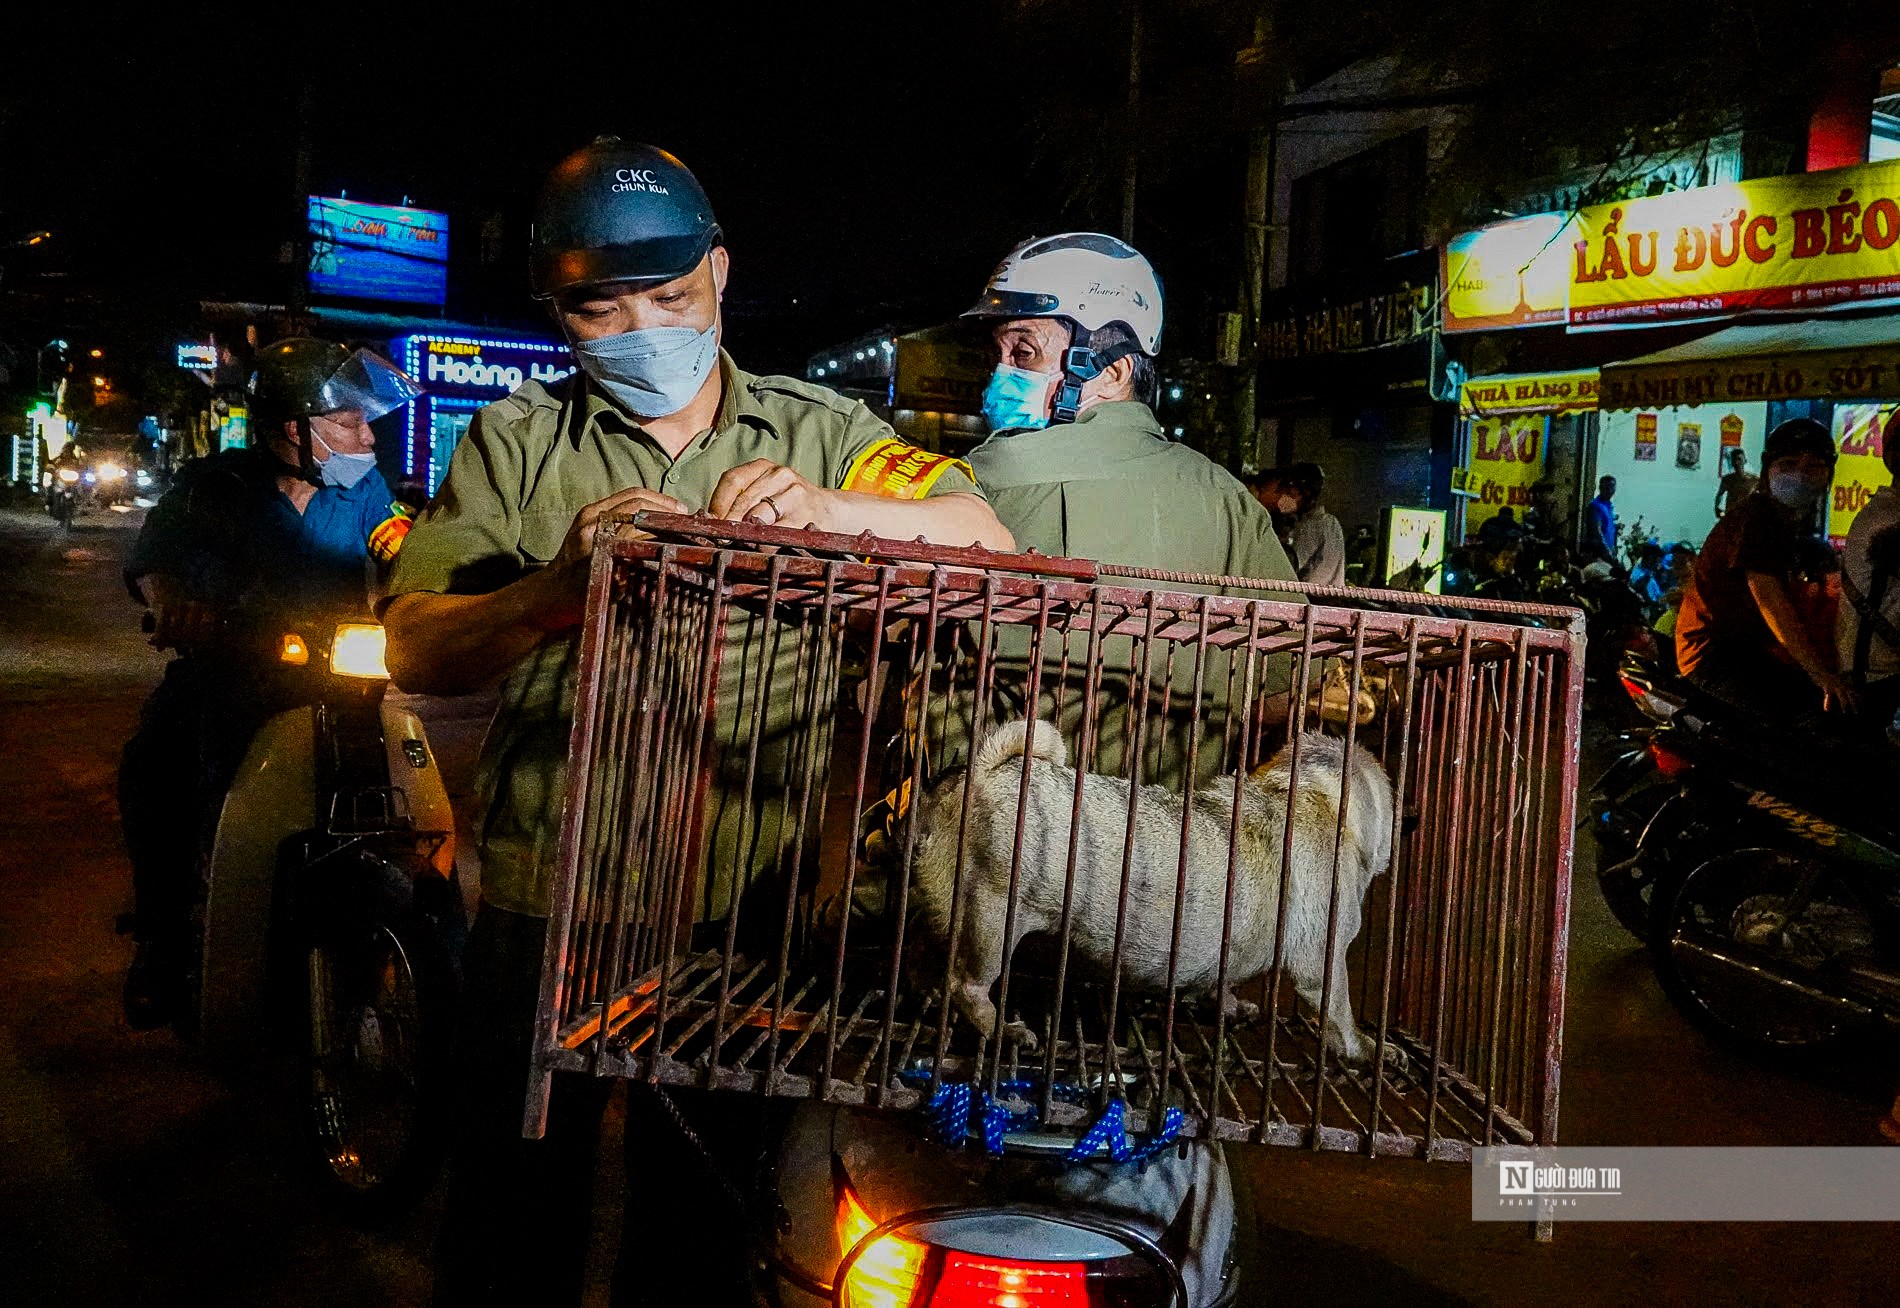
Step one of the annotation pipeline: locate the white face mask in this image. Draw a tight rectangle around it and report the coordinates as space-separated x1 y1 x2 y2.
571 323 719 418
1767 467 1827 508
311 427 377 489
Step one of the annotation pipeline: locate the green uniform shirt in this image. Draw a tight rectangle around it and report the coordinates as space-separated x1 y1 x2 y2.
384 353 979 919
968 400 1293 582
959 401 1299 788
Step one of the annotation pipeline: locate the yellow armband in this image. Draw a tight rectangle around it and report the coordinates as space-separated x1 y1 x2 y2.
839 438 972 500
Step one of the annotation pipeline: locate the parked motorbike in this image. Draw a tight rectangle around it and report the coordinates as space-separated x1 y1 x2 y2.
158 608 463 1219
1640 707 1900 1062
1586 647 1691 940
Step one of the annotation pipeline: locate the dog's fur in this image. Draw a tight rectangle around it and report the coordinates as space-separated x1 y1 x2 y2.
911 719 1394 1062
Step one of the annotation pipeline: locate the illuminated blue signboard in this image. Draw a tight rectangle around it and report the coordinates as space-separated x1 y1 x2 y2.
307 196 449 305
393 334 574 492
177 342 217 372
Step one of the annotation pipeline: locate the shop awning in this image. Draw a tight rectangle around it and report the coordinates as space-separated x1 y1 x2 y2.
1599 314 1900 411
1458 369 1599 418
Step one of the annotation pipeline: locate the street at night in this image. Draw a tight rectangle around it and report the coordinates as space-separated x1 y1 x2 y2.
1 503 1891 1303
9 6 1900 1306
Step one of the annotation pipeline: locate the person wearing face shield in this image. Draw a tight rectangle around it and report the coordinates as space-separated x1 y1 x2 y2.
117 338 423 1028
1674 417 1858 722
376 139 1008 1308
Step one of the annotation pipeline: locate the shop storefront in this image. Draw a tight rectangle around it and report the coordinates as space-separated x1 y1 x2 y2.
1259 249 1453 537
391 333 572 494
807 324 990 455
1444 155 1900 553
1600 315 1900 545
1453 369 1599 543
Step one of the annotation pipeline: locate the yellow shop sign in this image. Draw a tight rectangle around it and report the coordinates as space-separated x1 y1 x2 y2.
1570 158 1900 327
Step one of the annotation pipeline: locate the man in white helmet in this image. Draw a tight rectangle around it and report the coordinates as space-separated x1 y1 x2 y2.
964 232 1293 587
958 233 1298 784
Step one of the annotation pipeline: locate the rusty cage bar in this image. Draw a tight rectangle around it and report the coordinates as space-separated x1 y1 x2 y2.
526 513 1585 1163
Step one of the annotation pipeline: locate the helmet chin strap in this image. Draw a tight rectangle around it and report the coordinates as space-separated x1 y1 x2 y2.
268 417 324 486
1049 323 1138 425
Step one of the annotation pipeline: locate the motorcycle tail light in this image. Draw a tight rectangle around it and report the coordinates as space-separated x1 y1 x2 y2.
929 1253 1089 1307
1619 675 1682 724
1648 737 1691 779
837 1185 927 1308
836 1183 1169 1308
330 623 390 679
279 632 310 665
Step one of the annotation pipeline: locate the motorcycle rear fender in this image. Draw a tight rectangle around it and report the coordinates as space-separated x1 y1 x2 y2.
199 706 317 1057
768 1103 1234 1306
381 700 455 879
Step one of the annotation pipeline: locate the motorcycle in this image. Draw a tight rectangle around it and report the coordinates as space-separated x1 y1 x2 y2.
1640 707 1900 1062
1585 645 1691 940
49 465 80 526
766 1101 1241 1306
87 456 133 509
160 608 464 1219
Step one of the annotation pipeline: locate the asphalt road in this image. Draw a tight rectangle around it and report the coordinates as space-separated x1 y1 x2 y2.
0 500 1893 1307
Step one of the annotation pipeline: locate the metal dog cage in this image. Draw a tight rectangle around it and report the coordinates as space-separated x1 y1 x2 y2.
526 514 1584 1165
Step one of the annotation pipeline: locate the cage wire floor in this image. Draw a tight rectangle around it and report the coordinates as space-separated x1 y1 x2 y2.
548 944 1534 1161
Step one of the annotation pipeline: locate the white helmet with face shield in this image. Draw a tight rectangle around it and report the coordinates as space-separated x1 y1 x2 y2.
963 232 1164 429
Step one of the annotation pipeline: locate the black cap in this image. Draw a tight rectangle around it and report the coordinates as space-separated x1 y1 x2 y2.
529 138 721 298
1761 417 1834 471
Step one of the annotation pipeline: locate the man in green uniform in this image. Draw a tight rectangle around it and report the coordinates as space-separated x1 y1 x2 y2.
957 232 1299 785
380 139 1007 1306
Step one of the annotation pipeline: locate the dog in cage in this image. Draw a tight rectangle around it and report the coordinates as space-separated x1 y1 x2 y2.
910 717 1395 1064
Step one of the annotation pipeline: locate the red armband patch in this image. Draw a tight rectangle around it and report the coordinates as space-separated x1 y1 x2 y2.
839 438 972 501
369 502 415 566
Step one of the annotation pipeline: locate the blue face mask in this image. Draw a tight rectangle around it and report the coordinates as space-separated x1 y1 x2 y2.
981 364 1056 433
570 323 720 418
311 427 378 489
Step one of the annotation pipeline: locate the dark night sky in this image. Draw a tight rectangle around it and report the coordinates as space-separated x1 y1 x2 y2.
4 5 1227 371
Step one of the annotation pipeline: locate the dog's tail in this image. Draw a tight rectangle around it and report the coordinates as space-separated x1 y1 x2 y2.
972 717 1068 777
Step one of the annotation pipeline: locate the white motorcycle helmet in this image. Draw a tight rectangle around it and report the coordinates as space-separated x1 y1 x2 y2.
964 232 1164 423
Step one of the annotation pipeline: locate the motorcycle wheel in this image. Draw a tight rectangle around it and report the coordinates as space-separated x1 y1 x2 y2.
303 901 455 1223
1649 847 1878 1063
1586 759 1673 941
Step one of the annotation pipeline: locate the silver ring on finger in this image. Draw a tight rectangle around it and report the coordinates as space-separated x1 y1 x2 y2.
761 494 780 522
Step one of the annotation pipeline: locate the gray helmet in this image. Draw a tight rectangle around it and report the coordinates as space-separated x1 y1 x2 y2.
530 137 722 298
249 338 421 427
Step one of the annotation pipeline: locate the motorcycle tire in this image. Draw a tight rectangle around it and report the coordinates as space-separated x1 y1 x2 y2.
1647 847 1876 1065
1585 758 1673 941
301 856 458 1225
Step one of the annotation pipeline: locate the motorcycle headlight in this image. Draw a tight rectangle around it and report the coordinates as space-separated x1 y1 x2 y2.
57 467 80 484
96 461 125 482
135 469 153 486
329 623 389 679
